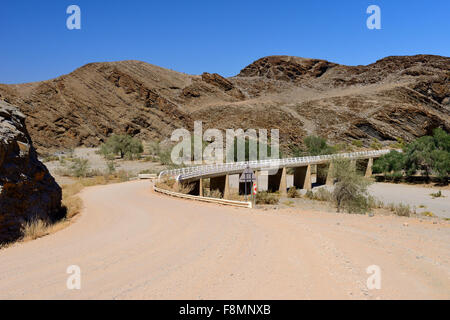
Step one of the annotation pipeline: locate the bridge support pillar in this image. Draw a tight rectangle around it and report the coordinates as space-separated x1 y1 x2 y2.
326 162 334 186
365 158 373 178
224 175 230 199
199 178 203 197
293 165 312 190
268 167 287 196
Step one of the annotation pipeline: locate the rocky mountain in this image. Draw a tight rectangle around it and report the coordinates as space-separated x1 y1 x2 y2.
0 101 62 243
0 54 448 154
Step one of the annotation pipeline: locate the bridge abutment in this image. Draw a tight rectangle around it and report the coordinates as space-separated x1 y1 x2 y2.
326 162 334 186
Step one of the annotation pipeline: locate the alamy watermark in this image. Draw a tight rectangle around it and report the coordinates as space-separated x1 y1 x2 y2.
366 265 381 290
366 5 381 30
66 5 81 30
66 265 81 290
170 121 280 171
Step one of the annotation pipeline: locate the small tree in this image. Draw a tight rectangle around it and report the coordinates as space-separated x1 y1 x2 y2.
100 134 143 160
404 135 435 179
373 150 405 179
304 135 335 156
433 127 450 152
70 158 90 177
331 158 372 214
431 149 450 183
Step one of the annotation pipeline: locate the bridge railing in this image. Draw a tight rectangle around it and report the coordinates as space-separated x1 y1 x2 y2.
158 149 393 181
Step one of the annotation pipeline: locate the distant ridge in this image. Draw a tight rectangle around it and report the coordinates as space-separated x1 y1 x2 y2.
0 54 448 153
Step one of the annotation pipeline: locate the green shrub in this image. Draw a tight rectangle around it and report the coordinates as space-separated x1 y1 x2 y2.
304 135 336 156
331 158 372 214
370 139 382 150
373 150 405 176
70 158 90 178
106 160 116 174
430 190 443 198
345 194 371 214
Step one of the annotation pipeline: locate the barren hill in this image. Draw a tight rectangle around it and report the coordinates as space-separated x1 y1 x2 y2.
0 55 448 154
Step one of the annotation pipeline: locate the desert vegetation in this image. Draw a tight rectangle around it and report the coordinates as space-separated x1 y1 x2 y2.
154 178 194 194
256 191 280 205
291 135 337 157
373 128 450 184
100 134 143 160
330 158 373 214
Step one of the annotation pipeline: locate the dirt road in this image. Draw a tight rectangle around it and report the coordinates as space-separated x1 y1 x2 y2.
0 181 449 299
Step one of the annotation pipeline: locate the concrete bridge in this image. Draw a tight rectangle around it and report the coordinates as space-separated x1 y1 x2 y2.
158 149 392 198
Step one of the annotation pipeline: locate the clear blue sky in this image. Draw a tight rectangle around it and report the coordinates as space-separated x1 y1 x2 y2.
1 0 449 84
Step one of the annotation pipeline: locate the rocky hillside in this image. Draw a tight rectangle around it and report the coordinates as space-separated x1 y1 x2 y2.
0 54 448 154
0 101 62 243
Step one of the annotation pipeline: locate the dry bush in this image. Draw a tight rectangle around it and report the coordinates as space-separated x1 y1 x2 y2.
155 178 194 194
115 170 130 182
155 177 176 190
313 188 333 202
174 182 194 194
256 191 279 205
227 193 245 201
206 189 222 199
21 219 50 241
287 187 300 198
368 195 384 209
388 203 411 217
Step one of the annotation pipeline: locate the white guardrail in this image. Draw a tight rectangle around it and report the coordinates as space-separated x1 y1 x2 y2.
153 185 252 208
158 149 392 181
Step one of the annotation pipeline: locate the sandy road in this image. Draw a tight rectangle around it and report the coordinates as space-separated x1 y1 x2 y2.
0 180 449 299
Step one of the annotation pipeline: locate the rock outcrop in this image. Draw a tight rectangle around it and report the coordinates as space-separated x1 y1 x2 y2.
0 101 62 244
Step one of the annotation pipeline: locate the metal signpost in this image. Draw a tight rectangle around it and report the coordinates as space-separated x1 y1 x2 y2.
239 165 256 202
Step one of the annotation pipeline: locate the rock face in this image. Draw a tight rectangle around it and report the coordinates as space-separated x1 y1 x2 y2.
0 101 62 244
0 55 448 154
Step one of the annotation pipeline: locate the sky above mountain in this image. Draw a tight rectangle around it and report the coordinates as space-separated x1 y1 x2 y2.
1 0 449 84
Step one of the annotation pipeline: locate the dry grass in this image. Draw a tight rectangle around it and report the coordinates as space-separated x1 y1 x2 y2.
256 191 279 205
227 193 246 201
207 189 223 199
21 219 50 241
155 178 194 194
